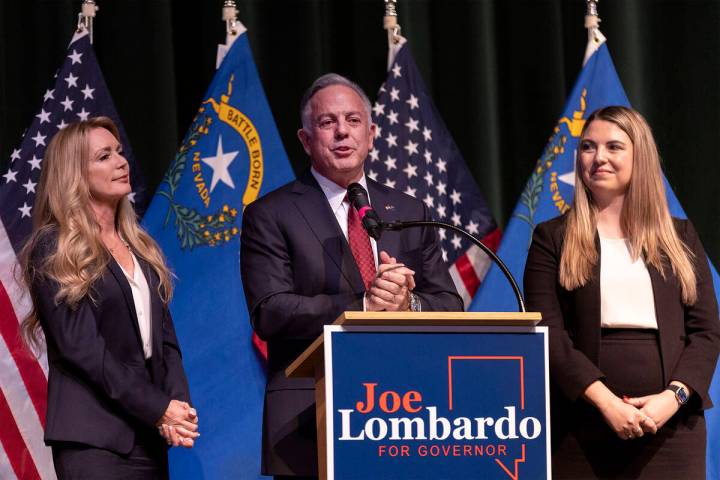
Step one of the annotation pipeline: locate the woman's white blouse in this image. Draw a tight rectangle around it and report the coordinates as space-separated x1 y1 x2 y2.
599 236 658 330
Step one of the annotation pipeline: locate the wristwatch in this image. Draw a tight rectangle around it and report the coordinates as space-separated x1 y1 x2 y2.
666 384 689 406
409 293 421 312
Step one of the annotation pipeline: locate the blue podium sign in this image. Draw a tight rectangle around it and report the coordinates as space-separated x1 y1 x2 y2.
323 325 550 480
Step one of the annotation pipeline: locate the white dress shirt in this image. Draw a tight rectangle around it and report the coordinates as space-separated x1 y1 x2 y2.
310 167 379 266
117 251 153 358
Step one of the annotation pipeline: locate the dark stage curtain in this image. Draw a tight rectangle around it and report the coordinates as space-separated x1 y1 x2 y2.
2 0 720 264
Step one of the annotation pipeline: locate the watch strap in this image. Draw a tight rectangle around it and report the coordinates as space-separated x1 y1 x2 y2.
666 384 689 405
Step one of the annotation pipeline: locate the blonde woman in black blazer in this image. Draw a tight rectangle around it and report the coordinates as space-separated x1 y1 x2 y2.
21 118 199 479
524 106 720 479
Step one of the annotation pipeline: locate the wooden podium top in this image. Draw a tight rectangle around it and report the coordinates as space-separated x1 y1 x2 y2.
285 311 541 378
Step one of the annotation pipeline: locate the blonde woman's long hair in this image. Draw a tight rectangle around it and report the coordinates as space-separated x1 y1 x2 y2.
20 117 173 351
559 106 697 304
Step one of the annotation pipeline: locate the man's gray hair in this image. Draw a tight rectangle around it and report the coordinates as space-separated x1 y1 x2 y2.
300 73 373 132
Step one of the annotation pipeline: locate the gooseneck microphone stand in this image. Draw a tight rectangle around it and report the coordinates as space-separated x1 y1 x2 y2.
380 220 526 313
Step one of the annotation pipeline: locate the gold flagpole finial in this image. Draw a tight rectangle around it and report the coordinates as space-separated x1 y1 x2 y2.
77 0 99 43
384 0 401 44
223 0 240 37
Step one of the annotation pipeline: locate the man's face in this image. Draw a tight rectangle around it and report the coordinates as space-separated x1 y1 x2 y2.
298 85 376 188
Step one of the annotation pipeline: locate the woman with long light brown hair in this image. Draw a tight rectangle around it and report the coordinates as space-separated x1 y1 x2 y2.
524 106 720 478
21 117 198 479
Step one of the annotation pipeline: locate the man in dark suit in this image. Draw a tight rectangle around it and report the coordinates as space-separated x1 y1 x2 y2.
240 73 463 478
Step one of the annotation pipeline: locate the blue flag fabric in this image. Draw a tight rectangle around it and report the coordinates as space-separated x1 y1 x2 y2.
142 32 294 479
469 42 720 479
368 42 499 307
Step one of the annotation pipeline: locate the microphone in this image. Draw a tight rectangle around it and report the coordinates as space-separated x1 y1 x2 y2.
346 182 526 311
347 183 383 240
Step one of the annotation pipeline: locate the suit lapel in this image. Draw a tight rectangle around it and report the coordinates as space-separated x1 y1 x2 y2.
106 258 145 354
573 235 602 364
292 170 364 291
647 262 675 384
137 257 164 381
368 180 401 258
137 258 164 361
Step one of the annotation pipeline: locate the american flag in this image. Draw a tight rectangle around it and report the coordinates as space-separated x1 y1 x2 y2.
0 27 144 479
368 40 500 307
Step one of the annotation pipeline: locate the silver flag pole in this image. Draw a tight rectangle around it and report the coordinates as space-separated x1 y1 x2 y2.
223 0 240 42
77 0 99 43
384 0 401 45
585 0 601 44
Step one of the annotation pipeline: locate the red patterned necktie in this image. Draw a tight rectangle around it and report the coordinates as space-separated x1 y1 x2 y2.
347 199 377 290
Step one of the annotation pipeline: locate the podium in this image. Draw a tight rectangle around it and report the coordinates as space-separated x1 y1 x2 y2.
286 311 550 480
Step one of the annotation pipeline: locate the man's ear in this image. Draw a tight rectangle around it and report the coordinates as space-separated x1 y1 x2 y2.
368 123 377 150
297 128 312 156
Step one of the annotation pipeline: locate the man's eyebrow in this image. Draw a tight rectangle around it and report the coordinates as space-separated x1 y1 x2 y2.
317 110 363 116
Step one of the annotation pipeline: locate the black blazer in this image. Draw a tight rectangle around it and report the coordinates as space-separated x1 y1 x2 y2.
241 170 463 475
524 215 720 408
30 233 190 454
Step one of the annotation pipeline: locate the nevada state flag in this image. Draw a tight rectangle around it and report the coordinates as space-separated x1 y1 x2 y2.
142 27 294 479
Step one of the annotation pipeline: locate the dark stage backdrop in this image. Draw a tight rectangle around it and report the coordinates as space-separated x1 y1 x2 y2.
2 0 720 264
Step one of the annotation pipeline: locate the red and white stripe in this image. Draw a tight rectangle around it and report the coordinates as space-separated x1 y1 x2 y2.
449 228 502 308
0 219 56 480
